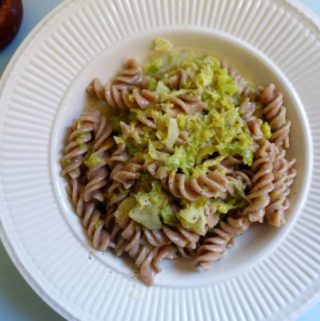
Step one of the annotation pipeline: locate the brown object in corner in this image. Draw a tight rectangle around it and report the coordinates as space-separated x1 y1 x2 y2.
0 0 23 50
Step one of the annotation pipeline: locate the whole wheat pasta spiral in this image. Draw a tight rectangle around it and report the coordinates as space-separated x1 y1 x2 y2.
107 143 129 166
67 179 111 251
111 156 145 189
147 161 229 201
169 68 188 89
61 111 100 179
83 116 114 202
194 214 250 269
260 84 291 149
168 94 207 115
88 80 158 110
112 58 143 89
226 170 252 194
87 59 143 97
240 98 263 141
143 225 200 249
111 219 176 285
243 140 276 223
111 221 158 285
62 38 297 286
265 149 297 227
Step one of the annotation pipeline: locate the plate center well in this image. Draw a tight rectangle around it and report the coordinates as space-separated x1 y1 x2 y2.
50 29 310 286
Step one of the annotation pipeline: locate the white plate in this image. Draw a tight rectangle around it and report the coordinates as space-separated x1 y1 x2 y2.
0 1 319 320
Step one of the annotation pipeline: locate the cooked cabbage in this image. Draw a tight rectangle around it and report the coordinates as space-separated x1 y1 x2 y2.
84 152 104 168
114 197 137 227
154 37 173 52
123 181 177 229
177 199 208 235
165 118 179 149
107 38 260 234
261 122 272 139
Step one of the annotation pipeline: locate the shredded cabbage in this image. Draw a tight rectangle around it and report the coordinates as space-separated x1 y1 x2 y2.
114 197 137 226
156 81 170 97
75 135 85 148
129 204 162 230
216 68 238 96
126 181 177 229
177 195 247 235
99 38 261 234
154 37 173 52
84 152 104 168
165 118 179 149
177 199 208 235
261 122 272 139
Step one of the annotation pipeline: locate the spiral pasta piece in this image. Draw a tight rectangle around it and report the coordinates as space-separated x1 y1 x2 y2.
148 162 229 201
169 95 207 115
61 111 100 179
111 220 176 285
227 170 252 195
221 156 243 168
111 156 145 189
113 58 143 89
122 87 158 109
67 178 111 251
106 182 131 208
260 84 291 149
169 68 188 89
265 149 297 227
240 98 263 141
194 215 249 269
142 225 200 249
83 116 114 202
142 228 172 247
176 246 196 259
243 140 276 223
286 159 297 188
152 246 177 273
107 143 129 167
88 79 158 111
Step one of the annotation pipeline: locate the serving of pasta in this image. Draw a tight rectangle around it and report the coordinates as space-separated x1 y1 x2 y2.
61 38 297 285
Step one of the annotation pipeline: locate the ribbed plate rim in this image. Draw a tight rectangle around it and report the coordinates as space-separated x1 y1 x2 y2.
0 1 319 321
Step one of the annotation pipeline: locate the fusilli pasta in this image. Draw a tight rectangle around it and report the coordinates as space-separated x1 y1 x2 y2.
67 178 111 251
260 84 291 149
61 38 297 286
194 214 250 269
243 140 276 223
147 161 229 201
61 111 99 179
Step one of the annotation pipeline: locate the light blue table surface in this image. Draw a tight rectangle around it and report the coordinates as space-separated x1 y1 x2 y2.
0 1 319 320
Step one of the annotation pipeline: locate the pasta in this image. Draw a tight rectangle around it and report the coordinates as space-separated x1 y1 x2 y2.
67 178 111 251
194 214 250 269
61 38 297 285
61 111 100 179
242 140 276 223
147 161 229 201
168 94 207 115
240 98 263 142
260 84 291 149
111 156 144 189
83 116 114 202
88 80 158 110
265 149 297 227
